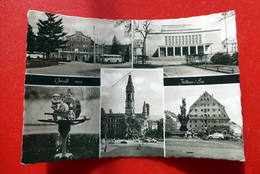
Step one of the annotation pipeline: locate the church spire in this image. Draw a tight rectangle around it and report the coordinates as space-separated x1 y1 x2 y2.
125 73 135 116
126 73 134 92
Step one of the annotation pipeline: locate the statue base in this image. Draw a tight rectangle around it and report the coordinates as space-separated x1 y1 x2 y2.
54 153 73 161
165 131 191 138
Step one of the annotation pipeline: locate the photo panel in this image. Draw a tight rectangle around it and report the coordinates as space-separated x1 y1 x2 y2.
100 69 164 158
26 10 132 77
132 11 238 78
164 83 244 161
22 85 100 164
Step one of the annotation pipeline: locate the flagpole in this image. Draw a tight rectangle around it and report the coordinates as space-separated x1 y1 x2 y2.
93 26 96 63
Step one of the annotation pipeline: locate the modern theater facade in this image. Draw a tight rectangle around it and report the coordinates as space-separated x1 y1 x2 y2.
146 24 222 57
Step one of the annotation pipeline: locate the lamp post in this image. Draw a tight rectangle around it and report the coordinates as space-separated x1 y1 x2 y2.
222 12 229 54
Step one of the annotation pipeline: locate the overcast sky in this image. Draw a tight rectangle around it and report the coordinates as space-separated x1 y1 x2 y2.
164 83 243 126
145 10 237 41
28 10 236 45
101 69 164 120
28 10 131 45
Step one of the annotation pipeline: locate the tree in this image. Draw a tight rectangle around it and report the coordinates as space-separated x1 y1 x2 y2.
36 13 68 59
27 24 36 53
111 35 120 54
123 117 142 139
101 108 107 139
115 20 153 64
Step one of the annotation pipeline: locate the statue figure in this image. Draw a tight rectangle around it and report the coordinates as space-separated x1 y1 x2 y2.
178 98 189 131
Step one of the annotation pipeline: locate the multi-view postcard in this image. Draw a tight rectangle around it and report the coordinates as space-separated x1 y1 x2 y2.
22 10 244 164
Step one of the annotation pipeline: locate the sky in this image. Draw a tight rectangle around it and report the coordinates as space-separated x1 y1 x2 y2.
101 69 164 120
28 10 131 45
28 10 236 46
145 10 237 41
164 83 243 126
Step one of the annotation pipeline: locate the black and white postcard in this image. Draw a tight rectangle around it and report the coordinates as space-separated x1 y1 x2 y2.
23 10 244 163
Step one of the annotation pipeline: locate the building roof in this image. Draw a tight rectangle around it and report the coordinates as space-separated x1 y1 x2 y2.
188 91 230 120
149 29 221 35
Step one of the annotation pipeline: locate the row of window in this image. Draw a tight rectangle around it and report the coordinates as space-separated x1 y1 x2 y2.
107 124 121 128
106 118 122 123
194 108 221 112
190 120 229 123
195 103 221 107
189 124 229 128
68 36 90 41
165 34 202 46
191 114 226 117
107 129 124 134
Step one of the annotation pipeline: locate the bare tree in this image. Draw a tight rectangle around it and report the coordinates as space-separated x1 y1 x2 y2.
115 20 153 64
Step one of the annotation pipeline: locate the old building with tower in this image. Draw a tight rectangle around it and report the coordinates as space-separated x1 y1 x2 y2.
101 74 151 139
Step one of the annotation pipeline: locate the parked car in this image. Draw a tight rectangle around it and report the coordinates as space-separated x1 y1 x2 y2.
121 140 128 144
208 133 224 140
144 139 150 143
150 139 157 143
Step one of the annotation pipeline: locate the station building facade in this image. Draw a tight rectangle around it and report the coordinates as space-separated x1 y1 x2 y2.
52 31 131 62
146 24 222 57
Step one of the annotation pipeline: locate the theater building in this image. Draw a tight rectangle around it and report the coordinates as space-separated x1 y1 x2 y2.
187 91 230 135
101 74 151 139
146 24 222 57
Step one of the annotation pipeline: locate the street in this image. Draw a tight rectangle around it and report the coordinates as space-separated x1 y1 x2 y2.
101 139 164 158
26 61 132 77
165 138 244 161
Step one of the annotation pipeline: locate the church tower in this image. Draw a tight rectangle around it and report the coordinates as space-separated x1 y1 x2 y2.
125 73 135 116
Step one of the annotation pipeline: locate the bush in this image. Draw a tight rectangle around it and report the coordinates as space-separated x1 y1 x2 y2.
211 52 231 65
231 52 238 65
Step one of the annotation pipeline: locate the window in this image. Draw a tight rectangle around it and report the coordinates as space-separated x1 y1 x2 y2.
165 36 167 45
168 36 171 45
192 35 195 44
175 36 178 45
195 35 198 44
199 35 202 44
172 36 174 45
179 36 181 45
185 35 188 45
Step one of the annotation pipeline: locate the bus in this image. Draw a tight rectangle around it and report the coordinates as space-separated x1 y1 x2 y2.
101 54 122 64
